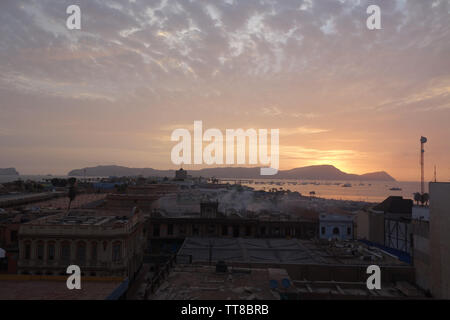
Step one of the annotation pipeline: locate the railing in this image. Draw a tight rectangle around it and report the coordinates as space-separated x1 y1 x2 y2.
19 223 140 237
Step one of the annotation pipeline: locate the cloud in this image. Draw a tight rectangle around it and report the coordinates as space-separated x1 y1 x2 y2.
0 0 449 178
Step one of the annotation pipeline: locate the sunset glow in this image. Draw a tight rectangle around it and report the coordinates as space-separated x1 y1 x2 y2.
0 0 449 181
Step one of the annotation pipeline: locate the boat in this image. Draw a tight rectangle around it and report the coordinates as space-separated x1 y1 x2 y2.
342 183 352 188
389 187 402 191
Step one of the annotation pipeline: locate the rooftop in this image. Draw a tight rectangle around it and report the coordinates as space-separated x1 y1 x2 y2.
18 209 143 237
372 196 413 214
319 213 354 222
25 193 107 211
0 275 125 300
150 265 286 300
177 237 406 266
149 264 425 300
25 210 137 227
293 280 426 299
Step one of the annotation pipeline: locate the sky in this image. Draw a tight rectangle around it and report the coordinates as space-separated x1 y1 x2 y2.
0 0 449 181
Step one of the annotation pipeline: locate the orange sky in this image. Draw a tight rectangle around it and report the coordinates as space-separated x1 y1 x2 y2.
0 0 449 181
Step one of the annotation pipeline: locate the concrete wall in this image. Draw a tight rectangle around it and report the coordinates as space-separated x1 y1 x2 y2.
369 212 385 244
356 210 369 240
412 220 430 292
430 182 450 299
356 210 384 244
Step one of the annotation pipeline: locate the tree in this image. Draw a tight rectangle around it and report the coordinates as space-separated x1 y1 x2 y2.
413 192 421 206
420 193 429 206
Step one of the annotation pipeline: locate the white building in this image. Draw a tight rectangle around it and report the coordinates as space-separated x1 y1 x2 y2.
319 213 354 240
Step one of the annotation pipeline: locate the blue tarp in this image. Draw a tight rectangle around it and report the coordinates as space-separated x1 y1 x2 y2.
358 239 412 264
106 278 129 300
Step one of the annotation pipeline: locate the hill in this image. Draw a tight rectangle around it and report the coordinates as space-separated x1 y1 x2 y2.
68 165 396 181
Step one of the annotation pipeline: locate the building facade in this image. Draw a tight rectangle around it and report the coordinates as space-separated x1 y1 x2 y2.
429 182 450 299
148 201 318 255
319 213 354 240
17 209 146 279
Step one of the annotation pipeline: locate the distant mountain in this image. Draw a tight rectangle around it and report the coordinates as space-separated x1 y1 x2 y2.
68 165 396 181
359 171 395 181
68 165 174 178
0 168 19 175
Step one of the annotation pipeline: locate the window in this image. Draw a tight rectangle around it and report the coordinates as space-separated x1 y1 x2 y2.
260 226 266 236
347 227 352 236
321 227 326 235
25 243 31 260
167 224 174 236
37 242 44 260
233 225 239 237
112 242 122 262
0 257 7 271
333 227 340 235
48 243 55 261
245 226 251 236
61 242 71 262
273 227 280 236
11 231 18 242
222 225 228 236
153 224 160 237
192 225 199 236
207 224 216 235
76 242 86 264
91 242 97 262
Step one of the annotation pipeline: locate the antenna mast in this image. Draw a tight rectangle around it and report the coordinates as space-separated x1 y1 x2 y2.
420 136 427 194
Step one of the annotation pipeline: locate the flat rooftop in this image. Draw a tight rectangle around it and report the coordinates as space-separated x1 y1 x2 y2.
293 280 426 299
177 237 407 266
150 265 286 300
23 209 138 227
149 264 425 300
25 193 107 210
0 275 125 300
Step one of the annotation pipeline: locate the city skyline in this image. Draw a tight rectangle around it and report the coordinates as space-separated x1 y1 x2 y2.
0 0 449 181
